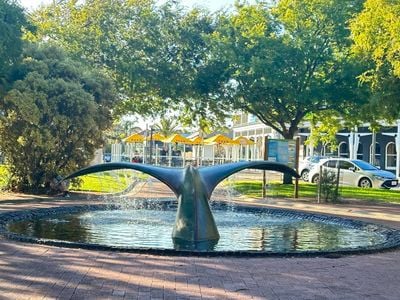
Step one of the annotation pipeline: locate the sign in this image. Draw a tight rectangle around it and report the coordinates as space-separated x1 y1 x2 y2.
267 139 296 168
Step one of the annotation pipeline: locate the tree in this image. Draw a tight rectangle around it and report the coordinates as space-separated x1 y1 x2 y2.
206 1 365 139
0 0 30 94
154 118 181 137
30 0 221 122
104 118 143 142
305 111 343 153
350 0 400 120
0 44 117 192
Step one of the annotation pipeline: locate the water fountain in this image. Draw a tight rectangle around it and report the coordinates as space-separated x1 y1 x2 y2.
63 161 298 250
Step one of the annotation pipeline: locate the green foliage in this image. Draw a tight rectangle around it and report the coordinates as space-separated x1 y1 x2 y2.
208 0 365 138
351 0 400 120
154 118 181 137
29 0 372 131
0 0 30 94
30 0 226 124
106 118 142 142
0 44 117 192
30 0 160 114
0 165 10 189
351 0 400 80
318 169 340 203
305 110 342 151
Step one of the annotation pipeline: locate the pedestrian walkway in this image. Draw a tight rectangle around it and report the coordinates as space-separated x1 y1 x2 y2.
0 187 399 299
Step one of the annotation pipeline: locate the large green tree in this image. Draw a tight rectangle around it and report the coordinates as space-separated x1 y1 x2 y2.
205 0 366 139
0 44 117 192
30 0 370 137
30 0 221 123
0 0 30 94
351 0 400 120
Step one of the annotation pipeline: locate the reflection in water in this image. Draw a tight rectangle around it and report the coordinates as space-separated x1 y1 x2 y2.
8 207 386 252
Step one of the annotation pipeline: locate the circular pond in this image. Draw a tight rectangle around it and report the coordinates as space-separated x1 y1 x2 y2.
1 201 399 256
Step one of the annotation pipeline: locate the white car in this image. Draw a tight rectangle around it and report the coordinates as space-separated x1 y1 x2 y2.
308 158 398 188
299 156 327 181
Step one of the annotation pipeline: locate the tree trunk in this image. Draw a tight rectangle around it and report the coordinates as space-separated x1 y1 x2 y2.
282 127 296 184
283 172 293 184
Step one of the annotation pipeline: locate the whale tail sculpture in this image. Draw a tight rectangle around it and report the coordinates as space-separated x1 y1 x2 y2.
64 161 299 250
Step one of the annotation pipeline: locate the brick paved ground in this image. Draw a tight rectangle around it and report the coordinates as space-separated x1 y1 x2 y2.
0 185 399 299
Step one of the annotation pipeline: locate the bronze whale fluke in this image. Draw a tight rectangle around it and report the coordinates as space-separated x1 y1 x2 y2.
64 161 299 250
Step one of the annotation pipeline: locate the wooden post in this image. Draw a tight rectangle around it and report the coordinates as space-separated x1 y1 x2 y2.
294 137 300 199
317 165 322 203
335 165 341 201
262 136 269 198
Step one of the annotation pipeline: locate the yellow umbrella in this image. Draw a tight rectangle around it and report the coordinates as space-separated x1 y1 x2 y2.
163 134 193 144
233 136 255 145
124 133 144 143
204 134 235 145
190 136 204 145
145 132 166 141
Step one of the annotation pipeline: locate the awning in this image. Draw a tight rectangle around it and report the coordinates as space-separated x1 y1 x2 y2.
124 133 145 143
190 136 204 145
145 132 166 142
233 136 255 145
163 134 193 144
204 134 235 145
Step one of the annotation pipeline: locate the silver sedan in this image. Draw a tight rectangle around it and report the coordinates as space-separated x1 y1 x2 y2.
309 158 399 188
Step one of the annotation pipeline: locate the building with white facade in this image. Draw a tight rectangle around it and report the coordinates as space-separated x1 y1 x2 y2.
232 113 400 178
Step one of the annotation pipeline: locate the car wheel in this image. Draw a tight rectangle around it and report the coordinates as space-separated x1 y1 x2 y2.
359 178 372 188
312 174 320 184
301 169 310 181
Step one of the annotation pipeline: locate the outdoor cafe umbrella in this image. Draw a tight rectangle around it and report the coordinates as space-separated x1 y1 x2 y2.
233 136 255 161
190 136 204 145
163 133 193 144
163 134 194 166
204 134 235 145
143 132 166 164
145 132 166 142
124 133 145 161
124 133 145 143
190 136 204 165
233 136 255 145
204 134 236 164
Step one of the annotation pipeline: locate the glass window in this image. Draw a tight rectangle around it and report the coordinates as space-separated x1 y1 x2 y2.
338 160 354 170
369 142 381 166
323 144 335 156
357 143 363 160
338 142 349 158
323 160 337 168
386 142 396 169
248 114 258 123
353 160 378 171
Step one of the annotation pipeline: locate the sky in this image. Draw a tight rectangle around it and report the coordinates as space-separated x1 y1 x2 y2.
19 0 242 12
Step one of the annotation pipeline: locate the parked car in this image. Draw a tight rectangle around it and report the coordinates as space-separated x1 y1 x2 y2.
308 158 398 188
299 156 327 181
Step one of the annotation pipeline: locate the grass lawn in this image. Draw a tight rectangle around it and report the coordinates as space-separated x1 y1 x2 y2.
70 171 147 193
232 180 400 204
